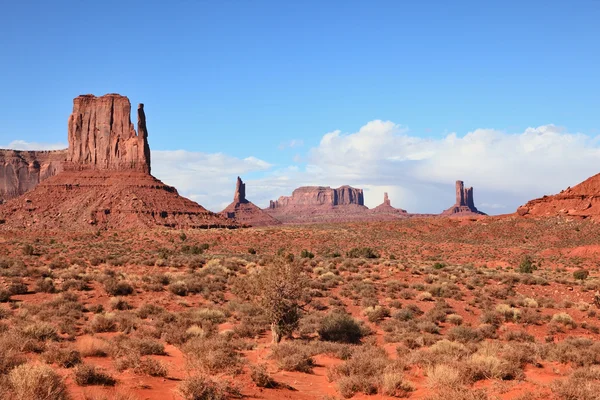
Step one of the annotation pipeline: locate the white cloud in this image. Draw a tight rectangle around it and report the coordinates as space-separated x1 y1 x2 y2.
5 121 600 215
2 140 67 151
151 150 272 211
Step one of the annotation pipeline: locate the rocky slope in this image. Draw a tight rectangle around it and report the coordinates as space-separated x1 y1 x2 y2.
0 94 237 230
370 192 408 217
219 177 281 227
442 180 486 216
517 173 600 219
0 149 67 202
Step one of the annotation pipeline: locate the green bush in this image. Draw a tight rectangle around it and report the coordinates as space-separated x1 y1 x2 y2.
347 247 380 259
318 312 365 344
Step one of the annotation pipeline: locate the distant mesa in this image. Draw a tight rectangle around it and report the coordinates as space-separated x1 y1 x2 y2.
269 185 365 209
442 180 486 216
265 185 373 223
0 94 238 230
370 192 408 216
219 177 281 227
517 173 600 220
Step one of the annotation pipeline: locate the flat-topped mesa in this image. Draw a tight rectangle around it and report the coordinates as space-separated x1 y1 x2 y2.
268 185 365 209
442 180 486 216
66 94 151 173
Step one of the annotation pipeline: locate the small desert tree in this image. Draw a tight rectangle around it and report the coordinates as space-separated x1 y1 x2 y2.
238 260 309 343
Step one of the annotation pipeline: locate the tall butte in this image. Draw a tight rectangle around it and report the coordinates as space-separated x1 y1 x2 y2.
219 177 281 227
0 94 237 230
441 180 486 216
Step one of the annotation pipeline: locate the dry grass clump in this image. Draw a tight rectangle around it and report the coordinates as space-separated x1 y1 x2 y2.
42 344 82 368
177 374 241 400
7 363 69 400
250 364 277 388
318 312 366 344
74 364 117 386
270 342 315 372
77 337 110 357
182 335 244 374
328 345 411 398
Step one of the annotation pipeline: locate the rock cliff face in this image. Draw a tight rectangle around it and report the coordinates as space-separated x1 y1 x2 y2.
265 185 371 223
0 94 237 230
219 177 281 227
0 149 67 202
66 94 151 173
517 173 600 220
269 185 365 209
370 192 408 216
442 181 486 216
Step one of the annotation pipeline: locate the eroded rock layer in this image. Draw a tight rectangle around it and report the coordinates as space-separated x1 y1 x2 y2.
220 177 281 227
0 149 67 202
0 94 238 230
517 173 600 220
370 192 408 216
0 170 237 230
442 180 486 216
66 94 151 173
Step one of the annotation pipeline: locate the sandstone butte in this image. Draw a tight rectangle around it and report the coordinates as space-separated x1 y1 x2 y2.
264 185 374 224
219 176 281 227
370 192 408 217
0 94 238 230
441 180 487 216
517 173 600 220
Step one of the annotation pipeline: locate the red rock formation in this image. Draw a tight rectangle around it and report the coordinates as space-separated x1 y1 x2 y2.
219 177 281 227
0 94 238 230
265 185 371 223
442 180 486 216
269 185 365 209
0 149 67 202
517 173 600 220
370 192 408 216
66 94 151 173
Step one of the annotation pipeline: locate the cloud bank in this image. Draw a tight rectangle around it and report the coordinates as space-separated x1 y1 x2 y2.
5 121 600 214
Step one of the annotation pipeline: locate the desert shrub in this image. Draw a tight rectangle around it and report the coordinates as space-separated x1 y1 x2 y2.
89 314 118 333
22 244 35 256
346 247 380 259
447 326 482 344
178 375 240 400
103 279 133 296
551 374 600 400
447 314 464 326
9 281 28 295
35 278 56 293
234 260 309 343
182 335 243 374
42 344 82 368
552 312 577 328
8 363 69 400
270 342 314 372
329 345 403 398
546 337 600 366
426 363 463 389
248 247 257 255
250 364 277 388
109 297 132 311
363 305 390 323
0 334 26 374
518 256 537 274
169 281 189 296
0 289 10 302
300 249 315 259
318 312 365 344
22 322 59 342
74 364 116 386
574 269 590 281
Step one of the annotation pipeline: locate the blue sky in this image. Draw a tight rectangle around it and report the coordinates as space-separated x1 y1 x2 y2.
1 1 599 213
